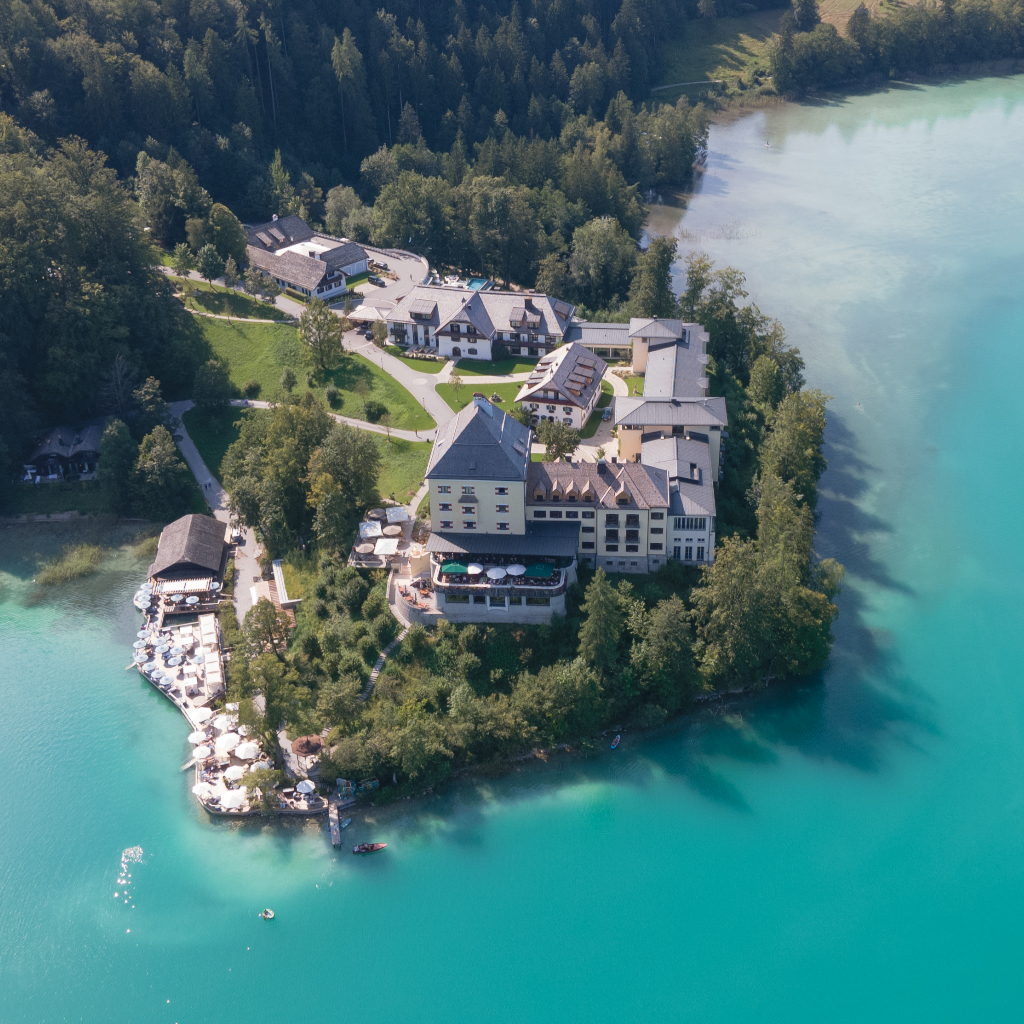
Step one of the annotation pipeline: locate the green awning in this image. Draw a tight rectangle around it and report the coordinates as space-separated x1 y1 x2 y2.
441 562 469 574
524 563 555 578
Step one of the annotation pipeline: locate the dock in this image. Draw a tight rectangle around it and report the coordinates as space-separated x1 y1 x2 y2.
329 800 341 846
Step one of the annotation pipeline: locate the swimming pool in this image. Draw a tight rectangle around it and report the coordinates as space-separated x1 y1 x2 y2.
468 278 489 290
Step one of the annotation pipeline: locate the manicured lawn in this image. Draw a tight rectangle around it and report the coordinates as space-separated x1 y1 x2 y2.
435 380 524 412
385 346 447 373
169 276 290 321
454 357 537 376
580 381 614 439
181 405 260 482
324 353 435 431
182 404 429 501
197 319 434 430
374 436 431 502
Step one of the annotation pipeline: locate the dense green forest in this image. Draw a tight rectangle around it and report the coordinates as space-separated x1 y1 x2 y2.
771 0 1024 94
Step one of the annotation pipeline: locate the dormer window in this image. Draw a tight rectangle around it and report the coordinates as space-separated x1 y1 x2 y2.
533 487 546 501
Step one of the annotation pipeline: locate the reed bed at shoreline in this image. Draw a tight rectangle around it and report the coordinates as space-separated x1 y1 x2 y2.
36 544 104 586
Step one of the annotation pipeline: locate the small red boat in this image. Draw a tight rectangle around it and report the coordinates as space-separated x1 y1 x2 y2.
611 734 621 749
353 842 387 854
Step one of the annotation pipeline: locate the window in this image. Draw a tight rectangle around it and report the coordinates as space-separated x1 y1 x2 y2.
463 521 477 530
496 504 509 513
489 595 505 607
526 596 551 606
563 407 573 414
582 526 594 534
446 594 469 604
605 530 619 542
440 520 453 529
630 561 638 567
625 530 639 543
651 527 663 534
468 348 477 355
565 510 578 519
606 561 614 566
439 503 452 512
605 514 620 526
549 511 563 519
534 510 546 518
606 544 619 552
461 505 475 514
650 543 663 551
685 546 693 560
673 545 680 559
626 545 638 553
582 542 595 549
651 512 664 521
462 486 475 495
495 487 508 495
438 485 451 494
497 522 509 531
674 516 706 531
509 594 522 605
473 595 486 604
626 514 640 527
697 546 705 560
582 510 595 519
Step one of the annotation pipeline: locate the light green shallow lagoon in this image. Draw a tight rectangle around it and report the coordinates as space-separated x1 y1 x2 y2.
3 76 1024 1022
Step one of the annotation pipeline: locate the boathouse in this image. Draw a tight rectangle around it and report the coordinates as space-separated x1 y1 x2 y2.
148 514 228 583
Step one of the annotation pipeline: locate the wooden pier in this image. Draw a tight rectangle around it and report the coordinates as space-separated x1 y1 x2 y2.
329 800 341 846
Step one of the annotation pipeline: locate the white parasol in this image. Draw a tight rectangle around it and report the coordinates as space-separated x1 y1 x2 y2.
506 564 527 576
187 730 208 744
467 563 484 575
191 782 213 797
219 787 247 809
296 779 316 795
192 745 213 759
234 741 260 760
191 707 213 723
486 567 507 580
215 732 240 753
224 764 246 781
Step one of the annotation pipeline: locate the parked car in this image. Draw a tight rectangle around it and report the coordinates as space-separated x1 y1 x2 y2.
364 329 375 340
602 407 612 420
368 274 385 286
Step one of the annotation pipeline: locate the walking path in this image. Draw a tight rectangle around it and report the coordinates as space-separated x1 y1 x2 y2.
360 627 409 702
170 400 261 625
229 399 436 443
343 331 456 428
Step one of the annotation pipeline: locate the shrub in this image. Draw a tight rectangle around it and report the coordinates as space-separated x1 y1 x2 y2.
243 380 261 398
363 399 388 423
314 598 329 619
306 371 316 387
325 385 339 405
280 368 296 392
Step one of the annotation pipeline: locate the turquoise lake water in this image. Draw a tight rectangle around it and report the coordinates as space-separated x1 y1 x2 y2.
4 76 1024 1021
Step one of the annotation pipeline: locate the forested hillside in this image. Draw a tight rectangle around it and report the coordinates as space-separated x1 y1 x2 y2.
0 0 731 220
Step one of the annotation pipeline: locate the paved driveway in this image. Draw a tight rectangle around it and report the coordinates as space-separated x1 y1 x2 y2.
170 400 262 626
338 247 429 312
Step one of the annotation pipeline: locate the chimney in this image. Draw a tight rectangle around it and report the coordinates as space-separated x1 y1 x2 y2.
472 394 493 416
690 463 699 480
272 214 279 221
597 458 607 474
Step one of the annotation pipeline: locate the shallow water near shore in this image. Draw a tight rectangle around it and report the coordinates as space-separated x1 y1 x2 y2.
5 76 1024 1022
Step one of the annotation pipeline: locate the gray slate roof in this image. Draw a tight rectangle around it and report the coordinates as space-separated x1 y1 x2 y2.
30 420 106 461
426 521 581 557
565 322 632 348
615 396 728 427
527 460 669 510
244 215 315 250
388 286 574 339
642 437 717 518
643 338 710 399
426 398 532 482
629 317 684 339
246 245 329 290
148 514 226 579
515 343 607 409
